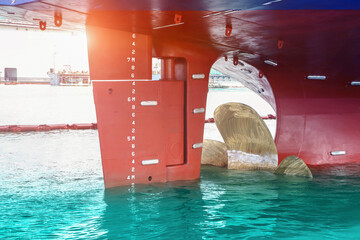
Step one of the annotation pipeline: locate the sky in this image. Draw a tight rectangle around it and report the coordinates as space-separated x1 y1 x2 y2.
0 26 89 78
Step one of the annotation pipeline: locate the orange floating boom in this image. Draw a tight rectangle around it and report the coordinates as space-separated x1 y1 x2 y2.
0 118 276 133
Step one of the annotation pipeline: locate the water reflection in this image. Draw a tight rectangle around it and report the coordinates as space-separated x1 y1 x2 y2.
102 181 204 239
95 164 360 239
101 167 283 239
2 129 360 239
199 166 281 238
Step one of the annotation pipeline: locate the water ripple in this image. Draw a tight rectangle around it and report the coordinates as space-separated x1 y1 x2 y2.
1 131 360 239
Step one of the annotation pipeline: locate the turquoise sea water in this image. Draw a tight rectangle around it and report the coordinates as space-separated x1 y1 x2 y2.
1 130 360 239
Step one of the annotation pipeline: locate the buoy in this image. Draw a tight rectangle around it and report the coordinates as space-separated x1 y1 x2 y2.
69 123 97 130
36 125 51 131
48 124 70 130
0 123 98 133
0 126 10 132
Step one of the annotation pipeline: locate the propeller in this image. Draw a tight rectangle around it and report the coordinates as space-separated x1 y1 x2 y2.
201 139 228 167
274 156 313 178
203 102 278 170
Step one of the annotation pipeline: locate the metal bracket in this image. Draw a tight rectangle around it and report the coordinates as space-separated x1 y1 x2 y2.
174 14 182 24
259 71 264 78
233 55 239 66
54 11 62 27
39 21 46 31
278 40 284 49
225 26 232 36
225 19 232 36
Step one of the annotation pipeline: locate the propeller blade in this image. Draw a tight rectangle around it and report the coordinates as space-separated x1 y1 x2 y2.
201 139 228 167
275 156 313 178
214 102 277 170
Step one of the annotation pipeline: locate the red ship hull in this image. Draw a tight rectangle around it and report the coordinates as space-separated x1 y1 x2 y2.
2 1 360 187
86 9 360 187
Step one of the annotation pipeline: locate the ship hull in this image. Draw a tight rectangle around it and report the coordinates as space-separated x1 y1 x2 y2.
2 1 360 187
86 8 360 187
